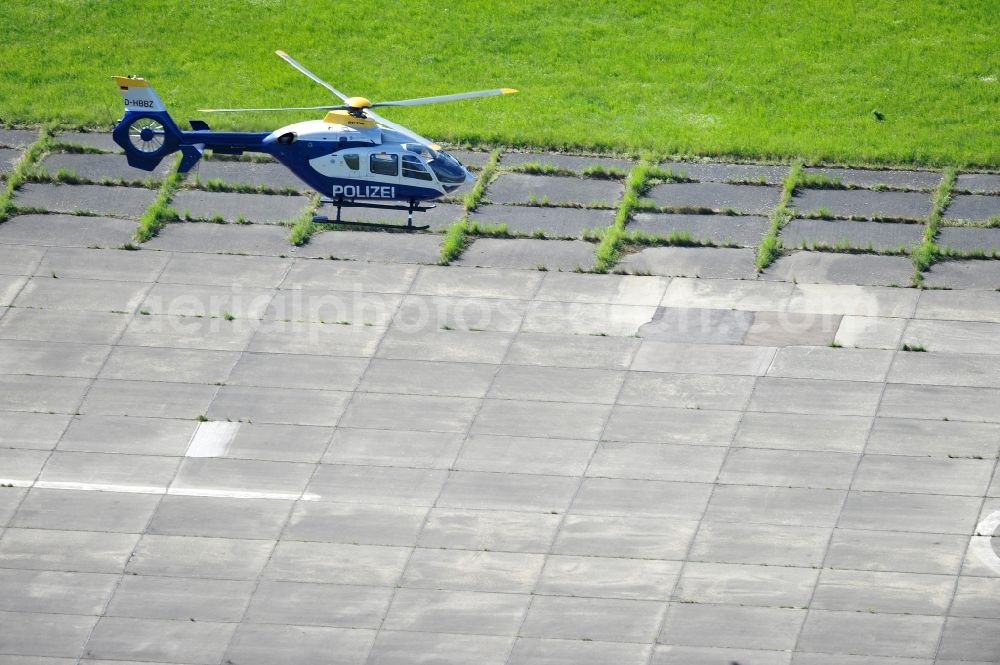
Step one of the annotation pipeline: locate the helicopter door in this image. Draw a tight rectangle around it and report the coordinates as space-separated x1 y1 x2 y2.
368 152 400 182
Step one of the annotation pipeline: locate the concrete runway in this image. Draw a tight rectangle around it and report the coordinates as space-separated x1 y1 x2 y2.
0 132 999 664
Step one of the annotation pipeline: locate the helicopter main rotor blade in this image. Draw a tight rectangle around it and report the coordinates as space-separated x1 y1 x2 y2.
365 108 438 149
198 105 346 113
275 50 350 102
371 88 518 108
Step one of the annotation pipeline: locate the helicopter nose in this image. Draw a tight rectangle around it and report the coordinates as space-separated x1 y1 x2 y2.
464 167 476 184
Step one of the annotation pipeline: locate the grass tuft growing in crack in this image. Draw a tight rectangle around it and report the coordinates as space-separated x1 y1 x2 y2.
287 193 323 246
910 167 957 285
0 125 55 224
755 161 803 272
592 162 652 273
438 149 502 265
134 153 186 243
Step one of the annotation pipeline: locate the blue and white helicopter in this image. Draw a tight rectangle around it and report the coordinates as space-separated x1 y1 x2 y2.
112 50 517 229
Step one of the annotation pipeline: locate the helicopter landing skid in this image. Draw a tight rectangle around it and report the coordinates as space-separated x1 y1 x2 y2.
313 198 433 232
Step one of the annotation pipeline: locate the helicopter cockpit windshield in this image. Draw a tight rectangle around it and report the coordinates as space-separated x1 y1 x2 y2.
402 143 468 191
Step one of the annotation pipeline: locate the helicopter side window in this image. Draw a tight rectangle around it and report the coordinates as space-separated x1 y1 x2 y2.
401 155 433 181
277 132 297 144
342 154 360 170
370 153 398 177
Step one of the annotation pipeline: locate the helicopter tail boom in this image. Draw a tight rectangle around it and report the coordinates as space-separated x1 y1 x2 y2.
111 76 270 173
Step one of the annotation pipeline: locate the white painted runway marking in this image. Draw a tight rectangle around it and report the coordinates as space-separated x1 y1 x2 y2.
970 510 1000 575
0 478 321 502
185 421 240 457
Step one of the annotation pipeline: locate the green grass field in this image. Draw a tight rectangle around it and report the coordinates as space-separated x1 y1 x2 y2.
1 1 997 166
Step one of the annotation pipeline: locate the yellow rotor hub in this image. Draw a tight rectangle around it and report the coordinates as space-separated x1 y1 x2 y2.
345 96 372 109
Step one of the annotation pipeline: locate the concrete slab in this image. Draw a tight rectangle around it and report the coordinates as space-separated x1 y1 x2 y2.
629 212 769 247
0 243 45 275
504 332 639 369
224 623 374 665
803 167 942 190
207 384 350 426
469 203 614 238
83 616 236 664
79 378 217 419
0 128 39 148
659 277 792 311
11 488 160 533
510 638 649 665
0 148 22 177
647 182 781 215
486 173 623 206
923 258 1000 289
193 157 307 191
402 549 543 593
158 251 290 287
127 534 273 580
689 521 830 567
638 306 754 344
782 217 922 252
742 310 842 347
148 495 292 540
632 340 774 375
0 411 72 451
55 131 119 152
956 172 1000 194
734 411 870 453
767 346 894 381
324 428 460 470
455 238 595 271
121 312 259 351
659 161 790 185
144 220 291 255
0 339 107 379
448 149 493 169
140 281 273 319
13 183 156 218
40 153 170 184
792 188 932 220
57 415 196 456
14 276 148 312
376 327 510 363
798 611 943 659
392 294 526 332
284 502 427 546
503 151 633 173
0 213 137 248
0 308 129 344
412 265 542 299
521 596 664 643
834 315 907 349
36 246 169 282
763 251 914 286
902 318 1000 355
0 528 139 573
867 417 1000 459
937 226 1000 254
659 603 805 651
536 271 667 306
827 527 968 576
674 561 817 607
105 575 255 622
233 320 364 358
522 301 655 337
284 259 416 293
619 246 757 278
300 230 442 264
172 189 308 224
889 351 1000 388
0 611 97 659
383 588 528 636
944 194 1000 222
